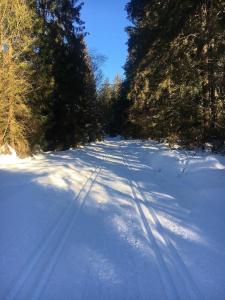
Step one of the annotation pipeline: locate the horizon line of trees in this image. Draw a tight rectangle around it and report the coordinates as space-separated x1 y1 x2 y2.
1 0 225 156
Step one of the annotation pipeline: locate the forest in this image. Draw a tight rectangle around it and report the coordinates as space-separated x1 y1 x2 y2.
1 2 225 299
0 0 225 155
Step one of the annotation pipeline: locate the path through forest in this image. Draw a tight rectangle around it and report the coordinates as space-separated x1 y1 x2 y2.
0 139 225 299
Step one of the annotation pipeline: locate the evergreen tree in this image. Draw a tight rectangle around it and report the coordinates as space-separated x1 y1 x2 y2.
0 0 103 154
98 79 113 134
36 0 101 150
0 0 37 155
98 75 123 136
124 0 225 148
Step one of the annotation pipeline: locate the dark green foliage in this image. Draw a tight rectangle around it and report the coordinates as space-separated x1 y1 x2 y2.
98 75 126 136
0 0 102 155
35 0 101 150
2 0 224 154
123 0 225 148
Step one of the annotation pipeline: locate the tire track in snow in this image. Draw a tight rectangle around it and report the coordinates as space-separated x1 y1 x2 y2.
123 148 204 300
5 166 101 300
121 149 178 300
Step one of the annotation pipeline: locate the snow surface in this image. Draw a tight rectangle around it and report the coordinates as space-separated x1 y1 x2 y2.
0 139 225 300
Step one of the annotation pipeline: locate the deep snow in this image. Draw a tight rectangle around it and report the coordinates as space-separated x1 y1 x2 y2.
0 139 225 300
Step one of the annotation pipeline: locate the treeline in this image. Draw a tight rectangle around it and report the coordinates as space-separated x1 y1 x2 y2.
121 0 225 148
0 0 101 155
1 1 225 155
98 75 126 136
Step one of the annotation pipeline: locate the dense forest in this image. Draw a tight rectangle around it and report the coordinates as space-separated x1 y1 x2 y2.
122 0 225 149
0 0 101 155
0 0 225 155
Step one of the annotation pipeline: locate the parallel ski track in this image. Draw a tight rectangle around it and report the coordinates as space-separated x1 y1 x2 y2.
122 150 177 300
100 147 144 300
125 146 203 299
122 148 203 300
80 150 121 300
0 149 99 258
6 165 102 300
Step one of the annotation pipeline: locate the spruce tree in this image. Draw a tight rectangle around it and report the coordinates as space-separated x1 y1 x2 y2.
36 0 101 150
124 0 225 148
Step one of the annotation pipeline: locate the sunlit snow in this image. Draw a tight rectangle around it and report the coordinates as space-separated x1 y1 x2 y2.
0 139 225 299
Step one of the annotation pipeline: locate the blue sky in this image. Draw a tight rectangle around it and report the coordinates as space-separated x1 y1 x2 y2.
81 0 130 82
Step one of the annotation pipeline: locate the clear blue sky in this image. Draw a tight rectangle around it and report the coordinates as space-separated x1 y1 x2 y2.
81 0 130 83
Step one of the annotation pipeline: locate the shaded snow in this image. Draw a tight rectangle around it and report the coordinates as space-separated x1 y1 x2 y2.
0 139 225 300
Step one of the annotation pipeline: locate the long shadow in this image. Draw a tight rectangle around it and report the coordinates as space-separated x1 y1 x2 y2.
1 139 225 299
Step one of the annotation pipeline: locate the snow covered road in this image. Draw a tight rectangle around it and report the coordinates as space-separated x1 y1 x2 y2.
0 139 225 300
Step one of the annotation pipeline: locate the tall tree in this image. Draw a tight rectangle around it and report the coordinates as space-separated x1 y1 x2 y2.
98 75 123 136
0 0 36 155
123 0 225 148
36 0 101 150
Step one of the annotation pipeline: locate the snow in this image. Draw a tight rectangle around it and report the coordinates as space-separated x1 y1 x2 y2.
0 138 225 300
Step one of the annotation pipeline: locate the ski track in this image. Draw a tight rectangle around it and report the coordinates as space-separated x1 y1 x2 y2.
5 166 101 300
121 148 204 300
80 153 110 300
0 149 97 259
124 147 199 288
81 202 103 300
121 150 177 300
110 148 144 300
80 149 143 300
1 139 225 299
103 148 143 300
